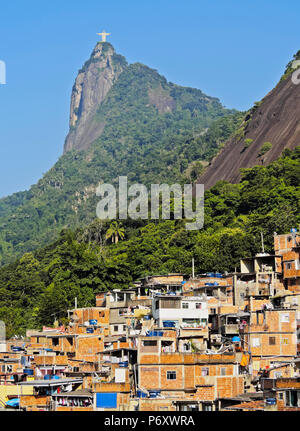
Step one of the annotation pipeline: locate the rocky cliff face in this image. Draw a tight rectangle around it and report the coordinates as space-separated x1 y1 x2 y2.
64 42 127 153
198 54 300 189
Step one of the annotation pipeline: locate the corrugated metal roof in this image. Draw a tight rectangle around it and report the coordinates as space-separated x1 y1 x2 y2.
18 377 83 386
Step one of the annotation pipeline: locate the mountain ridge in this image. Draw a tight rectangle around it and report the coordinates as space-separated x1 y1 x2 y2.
0 42 238 265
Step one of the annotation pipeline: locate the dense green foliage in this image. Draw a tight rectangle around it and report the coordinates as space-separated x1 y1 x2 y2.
0 54 241 266
0 147 299 336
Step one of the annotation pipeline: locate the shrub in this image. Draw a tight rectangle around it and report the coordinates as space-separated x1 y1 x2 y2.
258 142 272 157
244 138 253 149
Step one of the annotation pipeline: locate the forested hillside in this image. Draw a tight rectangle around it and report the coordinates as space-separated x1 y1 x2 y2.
0 147 299 337
0 43 239 266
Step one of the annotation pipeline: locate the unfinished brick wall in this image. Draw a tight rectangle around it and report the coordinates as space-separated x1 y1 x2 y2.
75 336 101 361
138 352 244 402
139 398 176 411
56 406 93 411
96 293 106 307
194 385 214 401
139 366 160 389
274 234 300 285
93 382 131 393
19 395 50 409
34 355 68 366
245 309 297 358
146 275 184 285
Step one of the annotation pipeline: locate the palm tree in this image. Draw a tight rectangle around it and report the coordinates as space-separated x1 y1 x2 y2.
105 221 125 244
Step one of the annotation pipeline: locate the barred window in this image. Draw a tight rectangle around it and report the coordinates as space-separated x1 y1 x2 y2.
167 371 177 380
269 337 276 345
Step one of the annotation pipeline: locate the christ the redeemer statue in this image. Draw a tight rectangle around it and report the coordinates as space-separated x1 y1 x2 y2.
97 30 111 42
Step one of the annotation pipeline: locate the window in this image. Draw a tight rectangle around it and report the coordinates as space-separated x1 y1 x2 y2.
220 367 226 376
282 338 289 345
167 371 177 380
202 367 209 376
182 302 189 309
278 392 284 400
211 308 216 315
123 325 127 331
269 337 276 345
285 262 292 270
285 390 298 407
52 337 59 346
285 391 290 406
183 343 191 352
203 403 212 411
73 367 79 372
181 404 198 411
114 325 118 332
143 340 157 347
252 338 260 347
182 318 200 328
161 299 180 309
281 314 290 323
1 365 12 373
195 303 202 309
200 318 207 327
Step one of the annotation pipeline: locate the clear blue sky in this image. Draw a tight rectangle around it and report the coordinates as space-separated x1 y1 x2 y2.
0 0 299 198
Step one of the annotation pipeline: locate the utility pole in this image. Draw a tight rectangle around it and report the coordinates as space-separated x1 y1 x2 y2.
260 231 265 253
192 258 195 279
